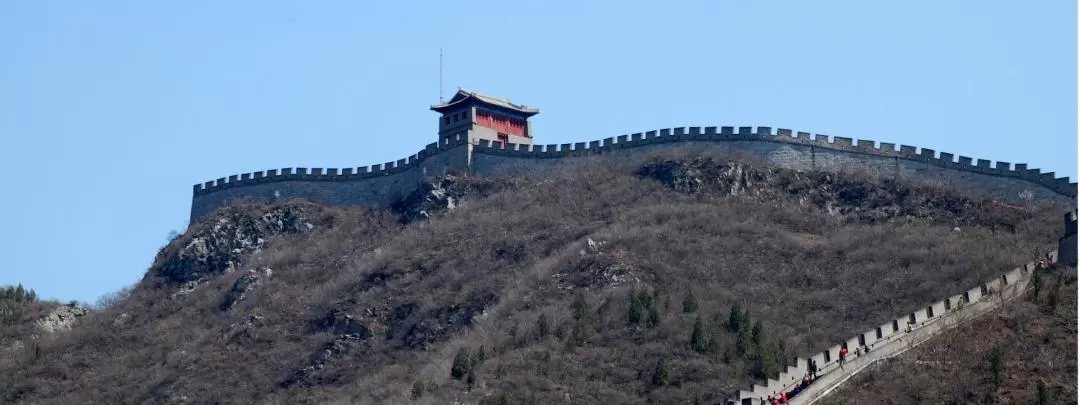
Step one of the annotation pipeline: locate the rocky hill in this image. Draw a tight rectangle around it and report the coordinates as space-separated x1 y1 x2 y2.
0 150 1072 405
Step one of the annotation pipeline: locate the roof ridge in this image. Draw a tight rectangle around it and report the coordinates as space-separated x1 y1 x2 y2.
460 88 528 109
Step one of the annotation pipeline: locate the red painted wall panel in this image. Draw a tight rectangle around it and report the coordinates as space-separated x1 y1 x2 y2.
476 110 526 137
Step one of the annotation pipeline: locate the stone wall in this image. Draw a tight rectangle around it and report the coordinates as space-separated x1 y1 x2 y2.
189 135 471 223
1059 211 1078 267
733 248 1059 404
190 126 1078 222
471 126 1077 202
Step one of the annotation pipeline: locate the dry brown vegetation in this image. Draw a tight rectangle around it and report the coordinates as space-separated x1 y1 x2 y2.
0 149 1071 405
821 267 1078 405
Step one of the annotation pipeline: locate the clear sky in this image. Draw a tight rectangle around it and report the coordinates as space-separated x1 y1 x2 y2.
1 1 1076 304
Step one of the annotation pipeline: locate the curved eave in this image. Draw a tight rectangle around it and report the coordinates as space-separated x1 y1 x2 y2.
431 101 539 117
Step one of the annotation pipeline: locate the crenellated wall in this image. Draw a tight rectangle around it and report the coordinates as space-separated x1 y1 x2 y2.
188 135 471 223
732 250 1056 404
190 126 1078 222
470 126 1077 200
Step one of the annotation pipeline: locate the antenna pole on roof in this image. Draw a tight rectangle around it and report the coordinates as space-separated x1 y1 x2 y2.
439 47 444 103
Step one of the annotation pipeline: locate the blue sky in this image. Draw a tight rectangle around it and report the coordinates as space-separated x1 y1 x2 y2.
0 1 1076 304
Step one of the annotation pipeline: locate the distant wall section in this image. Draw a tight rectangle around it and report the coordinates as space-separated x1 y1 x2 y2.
189 137 470 223
471 126 1077 204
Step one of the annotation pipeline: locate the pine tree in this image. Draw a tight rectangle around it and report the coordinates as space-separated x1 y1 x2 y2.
411 381 425 399
751 320 765 349
628 289 645 325
988 346 1004 388
474 345 487 366
735 326 752 358
629 288 658 327
777 340 788 367
753 342 779 379
466 368 477 390
571 293 589 321
647 303 660 328
534 314 551 341
727 303 743 333
451 348 472 380
1036 379 1051 405
682 291 699 313
690 316 709 353
651 359 669 387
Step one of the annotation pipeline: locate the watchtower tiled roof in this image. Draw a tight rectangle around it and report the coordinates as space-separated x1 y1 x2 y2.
431 88 539 117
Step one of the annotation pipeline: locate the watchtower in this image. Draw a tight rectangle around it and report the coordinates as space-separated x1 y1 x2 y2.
430 88 539 147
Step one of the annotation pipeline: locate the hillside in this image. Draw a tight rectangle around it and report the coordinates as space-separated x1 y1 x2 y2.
0 149 1072 405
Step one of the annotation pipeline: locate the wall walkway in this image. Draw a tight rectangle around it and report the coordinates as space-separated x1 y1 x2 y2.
731 242 1068 404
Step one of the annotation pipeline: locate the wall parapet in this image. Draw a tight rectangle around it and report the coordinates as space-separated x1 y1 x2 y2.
191 134 470 197
471 126 1077 198
731 244 1062 404
190 125 1077 222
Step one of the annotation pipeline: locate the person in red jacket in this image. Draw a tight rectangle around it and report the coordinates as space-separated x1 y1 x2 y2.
779 391 788 403
839 347 848 367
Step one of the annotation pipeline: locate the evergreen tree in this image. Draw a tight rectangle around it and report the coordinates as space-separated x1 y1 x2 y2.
628 288 658 327
751 320 765 348
474 345 487 366
571 293 589 321
777 340 788 367
690 316 709 353
466 368 477 390
682 291 699 313
727 303 743 333
411 381 425 399
451 348 472 380
628 289 645 325
753 342 779 379
651 359 669 387
647 302 660 328
988 346 1004 388
534 314 551 341
1036 379 1051 405
735 326 752 358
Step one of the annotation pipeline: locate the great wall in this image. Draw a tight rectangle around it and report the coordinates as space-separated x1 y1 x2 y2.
186 90 1078 403
730 210 1077 404
190 125 1078 223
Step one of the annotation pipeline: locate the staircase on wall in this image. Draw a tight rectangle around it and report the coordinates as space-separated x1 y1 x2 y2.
731 234 1072 405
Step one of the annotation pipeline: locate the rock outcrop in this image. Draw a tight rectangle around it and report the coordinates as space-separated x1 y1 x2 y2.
149 202 319 287
35 303 88 334
637 157 1032 229
220 267 273 311
392 174 523 223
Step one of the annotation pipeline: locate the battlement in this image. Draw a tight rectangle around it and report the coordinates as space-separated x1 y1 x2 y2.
192 134 470 197
733 247 1060 403
469 126 1077 197
189 124 1077 223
